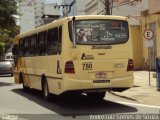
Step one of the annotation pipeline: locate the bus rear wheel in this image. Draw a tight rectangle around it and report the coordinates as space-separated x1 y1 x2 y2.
42 78 50 101
87 91 106 99
20 73 29 92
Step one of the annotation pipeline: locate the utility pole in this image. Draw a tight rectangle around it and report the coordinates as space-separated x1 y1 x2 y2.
105 0 111 15
98 0 114 15
110 0 113 15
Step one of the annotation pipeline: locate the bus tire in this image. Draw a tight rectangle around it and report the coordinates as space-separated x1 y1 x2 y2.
87 91 106 99
42 77 50 101
20 73 29 92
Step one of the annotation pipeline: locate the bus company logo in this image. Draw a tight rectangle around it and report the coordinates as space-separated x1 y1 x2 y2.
92 45 112 49
81 53 94 60
101 31 115 41
104 31 113 38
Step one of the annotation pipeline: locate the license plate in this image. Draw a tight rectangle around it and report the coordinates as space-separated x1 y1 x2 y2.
95 72 107 79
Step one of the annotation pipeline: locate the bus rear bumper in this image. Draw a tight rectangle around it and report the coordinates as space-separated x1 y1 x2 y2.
63 76 134 92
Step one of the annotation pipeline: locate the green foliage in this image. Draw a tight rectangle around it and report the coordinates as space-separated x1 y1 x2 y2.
0 0 20 55
0 42 6 55
0 0 17 29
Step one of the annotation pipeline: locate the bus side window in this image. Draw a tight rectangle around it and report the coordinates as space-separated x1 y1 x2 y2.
19 38 24 57
23 37 30 57
12 45 19 65
47 28 58 55
30 34 37 56
38 31 46 56
58 26 62 54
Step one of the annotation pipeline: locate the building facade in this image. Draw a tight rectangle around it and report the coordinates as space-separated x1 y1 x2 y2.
19 0 38 33
84 0 148 25
141 0 160 70
149 0 160 14
62 0 89 17
42 3 61 24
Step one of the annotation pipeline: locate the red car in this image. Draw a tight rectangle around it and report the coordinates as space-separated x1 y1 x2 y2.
0 61 13 76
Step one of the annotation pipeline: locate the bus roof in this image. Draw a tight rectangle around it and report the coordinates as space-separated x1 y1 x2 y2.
67 15 127 21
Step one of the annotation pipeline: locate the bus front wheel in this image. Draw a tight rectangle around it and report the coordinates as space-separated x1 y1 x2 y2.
87 91 106 99
42 78 50 101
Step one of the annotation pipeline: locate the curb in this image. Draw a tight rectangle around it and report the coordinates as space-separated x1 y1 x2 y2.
109 91 143 103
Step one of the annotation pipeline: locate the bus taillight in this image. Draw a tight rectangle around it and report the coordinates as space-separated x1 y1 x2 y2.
65 61 75 74
127 59 134 71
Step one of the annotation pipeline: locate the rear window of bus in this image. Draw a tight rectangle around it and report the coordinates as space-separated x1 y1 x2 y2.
69 20 129 45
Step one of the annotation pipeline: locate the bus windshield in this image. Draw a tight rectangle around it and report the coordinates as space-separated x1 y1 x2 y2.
71 20 129 45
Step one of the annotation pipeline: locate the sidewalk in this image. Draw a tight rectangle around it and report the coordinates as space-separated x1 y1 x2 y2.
111 71 160 106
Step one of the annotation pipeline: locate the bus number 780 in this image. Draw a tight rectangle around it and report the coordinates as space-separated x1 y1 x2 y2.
83 63 92 70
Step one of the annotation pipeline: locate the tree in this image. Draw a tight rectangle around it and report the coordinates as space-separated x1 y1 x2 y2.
0 0 17 30
0 0 19 56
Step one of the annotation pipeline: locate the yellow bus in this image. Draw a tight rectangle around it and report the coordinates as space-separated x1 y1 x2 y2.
12 15 134 100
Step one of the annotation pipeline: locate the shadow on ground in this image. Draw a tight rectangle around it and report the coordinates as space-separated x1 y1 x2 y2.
0 82 15 87
11 88 138 117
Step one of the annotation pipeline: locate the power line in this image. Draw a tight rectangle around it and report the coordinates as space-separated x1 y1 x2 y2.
97 0 139 15
105 0 110 15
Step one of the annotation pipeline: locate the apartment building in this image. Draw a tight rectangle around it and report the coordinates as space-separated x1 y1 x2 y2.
19 0 61 33
19 0 39 33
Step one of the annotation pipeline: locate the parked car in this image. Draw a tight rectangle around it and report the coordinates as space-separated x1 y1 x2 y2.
0 61 13 76
4 52 14 66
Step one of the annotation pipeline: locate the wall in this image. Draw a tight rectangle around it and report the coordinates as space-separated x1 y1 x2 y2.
44 4 60 15
130 25 142 70
149 0 160 14
112 0 148 25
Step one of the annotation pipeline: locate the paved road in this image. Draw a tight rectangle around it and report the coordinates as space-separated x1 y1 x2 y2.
0 76 160 120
